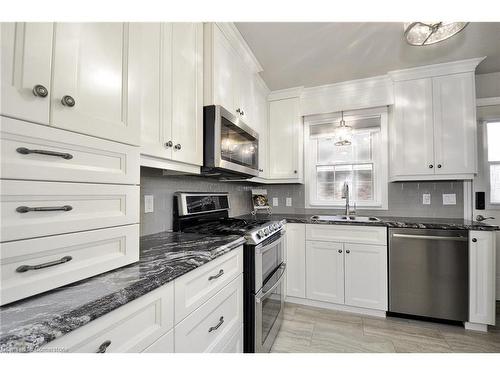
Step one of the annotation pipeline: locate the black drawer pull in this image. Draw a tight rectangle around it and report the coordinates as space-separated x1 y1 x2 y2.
472 238 477 243
16 205 73 213
16 147 73 160
96 340 111 353
16 256 73 273
208 316 224 333
208 269 224 281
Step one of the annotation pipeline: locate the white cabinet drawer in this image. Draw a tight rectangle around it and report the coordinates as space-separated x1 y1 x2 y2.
174 246 243 322
175 275 243 353
219 325 243 353
1 180 139 242
142 329 174 353
42 282 174 353
0 116 139 184
306 224 387 245
0 224 139 305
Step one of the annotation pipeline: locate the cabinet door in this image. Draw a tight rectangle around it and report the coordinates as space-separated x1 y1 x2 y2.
51 23 140 145
344 243 387 311
254 83 269 178
268 97 302 179
212 26 236 115
469 231 496 325
236 63 255 128
131 23 172 160
285 224 306 298
171 23 203 166
432 73 476 175
305 240 344 304
391 78 435 176
1 22 53 124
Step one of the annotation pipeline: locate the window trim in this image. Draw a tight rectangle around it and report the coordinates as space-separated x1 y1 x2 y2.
484 119 500 206
304 107 389 210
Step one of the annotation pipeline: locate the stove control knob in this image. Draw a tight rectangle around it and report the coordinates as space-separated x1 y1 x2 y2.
264 228 270 235
257 230 265 239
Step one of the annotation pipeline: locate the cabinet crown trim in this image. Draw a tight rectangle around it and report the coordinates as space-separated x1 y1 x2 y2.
268 87 304 101
388 57 486 81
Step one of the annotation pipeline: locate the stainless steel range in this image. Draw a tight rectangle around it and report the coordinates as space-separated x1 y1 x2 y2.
173 192 286 353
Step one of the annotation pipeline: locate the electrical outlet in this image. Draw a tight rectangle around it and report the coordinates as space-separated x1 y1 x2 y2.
422 193 431 205
286 197 292 207
442 194 456 205
144 195 154 213
272 197 279 207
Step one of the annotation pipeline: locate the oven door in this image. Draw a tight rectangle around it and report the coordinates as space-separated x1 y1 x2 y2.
254 232 285 292
255 262 286 353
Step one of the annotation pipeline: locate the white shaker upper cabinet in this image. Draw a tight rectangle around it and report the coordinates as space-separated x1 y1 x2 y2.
268 97 303 181
1 22 53 125
391 78 434 177
51 23 140 146
171 23 203 166
432 73 476 175
209 24 237 115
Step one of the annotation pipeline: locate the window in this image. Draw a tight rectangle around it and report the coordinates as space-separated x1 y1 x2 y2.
487 121 500 204
305 108 388 208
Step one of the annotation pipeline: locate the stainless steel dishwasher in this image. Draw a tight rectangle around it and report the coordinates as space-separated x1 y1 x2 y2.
388 228 469 322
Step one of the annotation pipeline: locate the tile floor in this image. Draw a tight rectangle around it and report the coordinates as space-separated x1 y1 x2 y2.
271 302 500 353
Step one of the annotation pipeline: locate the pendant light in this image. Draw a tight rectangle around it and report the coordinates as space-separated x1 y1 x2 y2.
404 22 468 46
334 111 352 146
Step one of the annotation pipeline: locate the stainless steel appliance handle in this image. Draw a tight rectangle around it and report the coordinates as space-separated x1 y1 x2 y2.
392 233 468 242
256 263 286 304
255 233 285 254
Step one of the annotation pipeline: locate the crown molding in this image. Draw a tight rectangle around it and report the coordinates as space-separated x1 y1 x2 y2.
216 22 263 73
302 75 391 98
388 57 486 81
476 97 500 107
268 86 304 101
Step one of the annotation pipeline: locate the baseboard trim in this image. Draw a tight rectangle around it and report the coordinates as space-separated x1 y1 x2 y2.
285 296 387 318
464 322 489 332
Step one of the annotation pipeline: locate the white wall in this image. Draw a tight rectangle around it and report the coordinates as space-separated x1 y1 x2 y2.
476 72 500 98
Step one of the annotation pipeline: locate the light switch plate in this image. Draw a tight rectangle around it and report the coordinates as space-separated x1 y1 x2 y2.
272 197 279 207
286 197 292 207
442 194 456 205
422 193 431 205
144 195 154 213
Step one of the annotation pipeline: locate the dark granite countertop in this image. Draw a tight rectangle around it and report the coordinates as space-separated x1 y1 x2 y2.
237 213 499 231
0 232 245 353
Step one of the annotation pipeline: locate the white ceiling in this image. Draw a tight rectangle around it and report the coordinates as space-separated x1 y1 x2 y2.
235 22 500 91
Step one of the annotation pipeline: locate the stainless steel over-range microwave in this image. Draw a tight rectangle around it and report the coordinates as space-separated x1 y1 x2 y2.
203 105 259 179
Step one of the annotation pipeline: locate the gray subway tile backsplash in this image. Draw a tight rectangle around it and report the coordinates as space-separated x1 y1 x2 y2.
140 166 464 235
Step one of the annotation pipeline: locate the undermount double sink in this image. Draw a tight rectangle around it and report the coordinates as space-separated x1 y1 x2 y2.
310 215 382 223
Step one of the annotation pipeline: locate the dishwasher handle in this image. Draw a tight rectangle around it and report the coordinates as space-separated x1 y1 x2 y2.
391 233 468 242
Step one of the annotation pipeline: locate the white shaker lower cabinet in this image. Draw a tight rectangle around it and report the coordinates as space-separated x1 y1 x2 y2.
285 223 306 298
174 275 243 353
142 329 174 353
344 243 388 310
469 231 496 326
1 22 53 125
42 282 174 353
306 240 344 304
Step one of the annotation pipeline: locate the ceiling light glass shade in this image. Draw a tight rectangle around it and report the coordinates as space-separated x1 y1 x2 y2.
404 22 468 46
334 116 352 146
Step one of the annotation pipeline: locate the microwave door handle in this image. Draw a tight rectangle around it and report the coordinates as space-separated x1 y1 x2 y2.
255 234 285 255
255 263 286 304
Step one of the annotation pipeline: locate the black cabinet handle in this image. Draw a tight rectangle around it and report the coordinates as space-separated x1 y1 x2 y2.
437 164 442 168
208 269 224 281
345 249 351 254
208 316 224 333
32 84 48 97
17 205 73 213
472 238 477 243
338 249 342 253
174 144 182 150
16 147 73 160
61 95 76 107
429 164 434 169
96 340 112 353
16 256 73 273
165 141 173 148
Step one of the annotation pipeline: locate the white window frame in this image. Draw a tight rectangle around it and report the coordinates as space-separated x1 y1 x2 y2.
484 119 500 206
304 107 389 209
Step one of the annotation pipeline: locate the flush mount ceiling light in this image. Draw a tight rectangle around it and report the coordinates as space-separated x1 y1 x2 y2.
334 111 352 146
404 22 469 46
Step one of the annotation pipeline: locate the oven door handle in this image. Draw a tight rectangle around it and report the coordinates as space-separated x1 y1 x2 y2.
255 263 286 304
255 233 285 255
